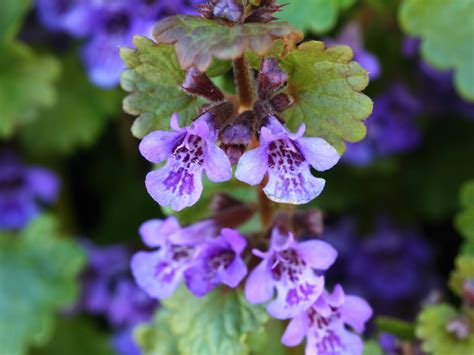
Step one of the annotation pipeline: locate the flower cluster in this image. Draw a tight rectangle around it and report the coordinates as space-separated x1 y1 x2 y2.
36 0 196 87
140 56 340 211
0 152 59 230
131 216 372 354
78 240 158 355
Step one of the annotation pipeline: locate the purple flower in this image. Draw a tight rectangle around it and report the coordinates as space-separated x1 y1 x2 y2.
330 22 381 80
112 327 141 355
36 0 196 88
343 83 422 166
184 228 248 297
245 228 337 319
35 0 95 38
80 241 157 328
131 216 217 299
281 285 372 355
235 116 340 205
213 0 243 22
0 153 59 230
140 113 232 211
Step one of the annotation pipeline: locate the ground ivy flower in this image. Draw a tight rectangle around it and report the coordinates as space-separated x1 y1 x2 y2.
235 116 340 205
131 216 217 299
245 228 337 319
140 113 232 211
281 285 372 355
0 153 59 230
184 228 248 297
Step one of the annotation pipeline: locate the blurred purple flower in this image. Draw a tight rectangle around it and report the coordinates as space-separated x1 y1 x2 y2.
343 83 422 166
245 227 337 319
402 37 474 120
131 216 218 299
111 327 141 355
36 0 197 88
0 152 59 230
184 228 248 297
140 113 232 211
329 22 381 80
235 115 340 205
80 240 157 328
281 284 372 355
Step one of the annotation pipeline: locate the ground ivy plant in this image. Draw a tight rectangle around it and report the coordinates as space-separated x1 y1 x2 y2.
120 1 374 354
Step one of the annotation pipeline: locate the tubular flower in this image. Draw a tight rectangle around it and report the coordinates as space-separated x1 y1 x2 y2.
245 228 337 319
282 285 372 355
236 116 340 204
140 113 232 211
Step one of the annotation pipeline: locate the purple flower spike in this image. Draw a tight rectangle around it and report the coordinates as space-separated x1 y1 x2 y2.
235 116 340 205
185 228 248 297
0 153 60 230
245 228 337 319
281 285 372 355
140 113 232 211
131 217 217 300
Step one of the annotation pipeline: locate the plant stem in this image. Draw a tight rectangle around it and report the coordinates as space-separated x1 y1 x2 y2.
233 56 255 110
258 178 273 227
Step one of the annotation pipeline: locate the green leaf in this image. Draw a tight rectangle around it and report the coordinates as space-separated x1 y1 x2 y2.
0 0 31 43
153 15 303 72
449 255 474 297
277 0 356 33
247 318 287 355
375 316 416 340
362 340 383 355
0 43 60 138
120 36 199 138
31 318 114 355
399 0 474 101
0 215 86 355
267 41 372 154
416 304 474 355
136 287 269 355
19 55 121 156
455 180 474 255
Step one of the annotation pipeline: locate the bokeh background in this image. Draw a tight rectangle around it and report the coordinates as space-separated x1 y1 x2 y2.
1 0 473 354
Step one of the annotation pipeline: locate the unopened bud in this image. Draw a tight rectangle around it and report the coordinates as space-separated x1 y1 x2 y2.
270 92 294 112
258 57 288 99
245 1 284 23
293 209 324 235
182 67 224 102
220 111 255 164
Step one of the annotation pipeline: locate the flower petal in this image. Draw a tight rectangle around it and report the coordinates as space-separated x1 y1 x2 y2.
131 251 183 299
221 257 247 288
244 260 274 304
281 312 309 347
264 165 325 204
184 265 215 297
145 162 204 211
267 274 324 319
139 130 183 164
340 295 373 333
204 143 232 182
235 146 268 185
221 228 247 254
294 240 337 270
296 137 340 172
139 217 181 248
305 321 363 355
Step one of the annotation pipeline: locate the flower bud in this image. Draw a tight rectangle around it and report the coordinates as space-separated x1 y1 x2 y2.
258 57 288 99
182 67 224 102
220 111 255 165
270 92 294 112
213 0 243 22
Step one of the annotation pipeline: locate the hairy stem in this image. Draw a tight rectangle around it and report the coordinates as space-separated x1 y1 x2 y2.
233 56 256 110
258 178 273 228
